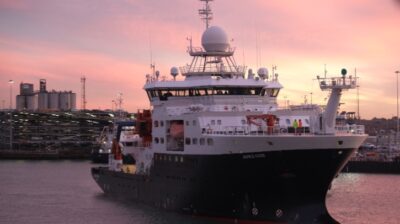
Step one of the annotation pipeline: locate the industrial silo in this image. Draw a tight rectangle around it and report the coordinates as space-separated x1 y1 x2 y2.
59 92 70 110
37 92 48 111
70 93 77 110
26 95 38 111
16 95 26 110
48 91 60 111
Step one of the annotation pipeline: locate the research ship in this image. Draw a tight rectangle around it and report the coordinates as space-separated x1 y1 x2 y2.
92 1 367 223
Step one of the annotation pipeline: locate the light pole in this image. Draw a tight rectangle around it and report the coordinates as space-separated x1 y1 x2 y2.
8 80 14 109
396 70 400 147
8 80 14 150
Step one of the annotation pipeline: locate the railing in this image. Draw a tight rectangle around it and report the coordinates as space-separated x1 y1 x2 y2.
202 124 365 136
335 124 365 135
202 125 312 136
318 76 357 90
180 65 246 75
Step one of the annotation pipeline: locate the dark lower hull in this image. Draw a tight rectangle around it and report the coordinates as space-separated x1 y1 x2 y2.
91 152 109 163
92 148 355 223
343 160 400 174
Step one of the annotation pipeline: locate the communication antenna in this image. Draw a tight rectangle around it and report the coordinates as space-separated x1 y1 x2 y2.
149 31 156 77
187 36 193 53
117 92 123 117
355 68 360 119
199 0 213 29
81 76 87 110
324 64 327 78
272 65 277 78
256 30 259 69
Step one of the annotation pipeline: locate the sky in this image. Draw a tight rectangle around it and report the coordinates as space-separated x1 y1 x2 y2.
0 0 400 119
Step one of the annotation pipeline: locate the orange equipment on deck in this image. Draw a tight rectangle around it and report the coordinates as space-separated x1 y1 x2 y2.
111 139 122 160
135 109 152 146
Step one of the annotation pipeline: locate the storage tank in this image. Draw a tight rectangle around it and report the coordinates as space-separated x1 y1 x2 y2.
16 95 26 110
59 92 70 110
48 91 59 110
37 92 48 111
26 95 38 111
20 83 34 95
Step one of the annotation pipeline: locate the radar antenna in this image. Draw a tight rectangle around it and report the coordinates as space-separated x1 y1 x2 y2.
199 0 213 29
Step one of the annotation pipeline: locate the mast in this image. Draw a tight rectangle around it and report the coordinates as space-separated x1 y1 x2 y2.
198 0 213 29
318 69 358 134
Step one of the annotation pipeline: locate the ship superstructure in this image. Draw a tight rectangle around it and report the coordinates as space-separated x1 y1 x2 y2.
92 1 367 223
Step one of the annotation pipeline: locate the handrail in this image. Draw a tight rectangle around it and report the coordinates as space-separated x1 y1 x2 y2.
201 124 365 136
202 125 311 136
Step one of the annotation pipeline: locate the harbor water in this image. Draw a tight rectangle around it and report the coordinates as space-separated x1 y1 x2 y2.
0 160 399 224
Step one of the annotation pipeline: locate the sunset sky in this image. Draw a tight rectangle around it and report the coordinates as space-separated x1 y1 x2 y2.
0 0 399 119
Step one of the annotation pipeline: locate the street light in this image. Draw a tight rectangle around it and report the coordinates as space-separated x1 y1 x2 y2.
8 80 14 150
396 70 400 146
8 80 14 109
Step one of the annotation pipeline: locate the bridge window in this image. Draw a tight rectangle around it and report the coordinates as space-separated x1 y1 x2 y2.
146 87 264 98
262 88 280 97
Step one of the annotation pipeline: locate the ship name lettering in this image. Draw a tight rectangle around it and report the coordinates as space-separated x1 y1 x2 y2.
242 154 266 159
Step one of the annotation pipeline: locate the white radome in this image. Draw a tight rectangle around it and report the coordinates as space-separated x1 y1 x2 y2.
170 67 179 78
257 67 269 79
201 26 229 52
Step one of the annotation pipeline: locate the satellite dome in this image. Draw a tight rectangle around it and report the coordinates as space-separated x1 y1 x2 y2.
201 26 229 52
